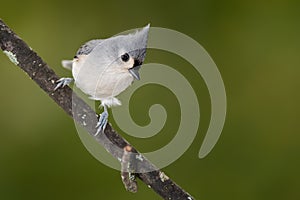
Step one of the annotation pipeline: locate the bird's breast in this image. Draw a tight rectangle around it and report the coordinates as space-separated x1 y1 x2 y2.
72 59 134 99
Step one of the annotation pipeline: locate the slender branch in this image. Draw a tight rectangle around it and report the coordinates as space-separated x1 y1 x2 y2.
121 145 138 193
0 19 194 200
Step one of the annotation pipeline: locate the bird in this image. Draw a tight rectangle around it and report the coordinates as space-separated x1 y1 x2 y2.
55 24 150 135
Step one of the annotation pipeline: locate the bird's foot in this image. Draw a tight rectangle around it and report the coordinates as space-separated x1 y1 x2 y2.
54 77 73 90
95 110 108 136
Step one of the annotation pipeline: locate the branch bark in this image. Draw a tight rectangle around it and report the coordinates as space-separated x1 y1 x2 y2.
0 19 194 200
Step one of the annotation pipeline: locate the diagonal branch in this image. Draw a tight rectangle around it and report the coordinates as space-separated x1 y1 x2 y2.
0 19 194 200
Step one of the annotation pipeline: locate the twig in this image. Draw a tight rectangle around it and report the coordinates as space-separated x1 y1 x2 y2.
121 145 138 193
0 19 194 200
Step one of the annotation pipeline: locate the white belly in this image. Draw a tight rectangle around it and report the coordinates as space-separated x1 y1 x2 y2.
72 55 134 101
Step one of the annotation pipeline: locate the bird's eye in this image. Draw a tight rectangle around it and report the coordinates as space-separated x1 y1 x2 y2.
121 53 130 62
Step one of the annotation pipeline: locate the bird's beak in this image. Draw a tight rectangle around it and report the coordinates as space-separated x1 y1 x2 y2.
129 66 140 80
129 59 142 80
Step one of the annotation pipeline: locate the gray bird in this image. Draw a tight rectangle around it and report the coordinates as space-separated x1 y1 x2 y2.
55 24 150 135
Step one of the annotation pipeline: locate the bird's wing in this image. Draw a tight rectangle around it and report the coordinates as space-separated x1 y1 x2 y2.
61 39 103 71
76 39 103 56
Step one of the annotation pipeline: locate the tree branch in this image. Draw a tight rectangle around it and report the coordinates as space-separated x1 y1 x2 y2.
0 19 194 200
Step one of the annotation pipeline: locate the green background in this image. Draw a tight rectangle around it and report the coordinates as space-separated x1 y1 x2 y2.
1 0 299 199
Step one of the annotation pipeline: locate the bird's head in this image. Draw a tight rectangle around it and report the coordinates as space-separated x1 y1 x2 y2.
115 24 149 80
85 24 149 81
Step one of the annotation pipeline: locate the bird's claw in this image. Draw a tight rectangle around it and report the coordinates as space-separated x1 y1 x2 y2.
54 77 73 90
95 110 108 136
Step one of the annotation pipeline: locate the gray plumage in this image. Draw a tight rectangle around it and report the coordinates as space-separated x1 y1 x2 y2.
73 25 149 106
76 39 103 56
58 24 150 134
61 39 102 70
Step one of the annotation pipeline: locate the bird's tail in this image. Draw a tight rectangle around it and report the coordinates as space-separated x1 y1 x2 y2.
61 60 73 70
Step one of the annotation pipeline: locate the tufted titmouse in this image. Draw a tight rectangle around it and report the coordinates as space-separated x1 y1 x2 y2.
55 24 150 135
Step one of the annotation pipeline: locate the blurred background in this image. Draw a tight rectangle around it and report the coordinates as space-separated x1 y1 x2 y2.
1 0 300 199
